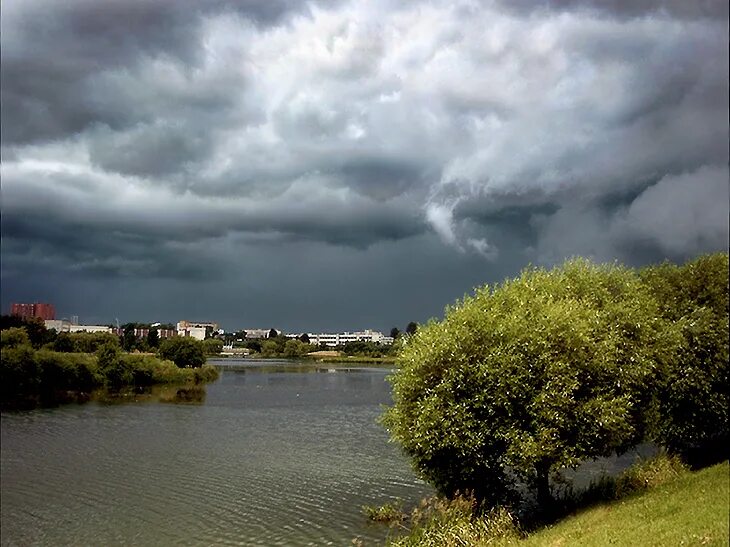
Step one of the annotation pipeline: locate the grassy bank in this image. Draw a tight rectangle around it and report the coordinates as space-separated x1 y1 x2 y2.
519 461 728 547
372 457 729 546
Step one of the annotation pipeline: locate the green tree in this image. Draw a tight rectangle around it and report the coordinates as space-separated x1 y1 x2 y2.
159 337 206 368
299 333 310 344
146 328 160 349
390 327 400 339
0 316 54 348
70 332 119 353
640 253 729 463
121 324 137 352
96 342 130 387
283 339 309 358
260 339 280 357
1 327 31 349
202 338 223 355
406 321 418 335
53 332 74 352
382 258 679 509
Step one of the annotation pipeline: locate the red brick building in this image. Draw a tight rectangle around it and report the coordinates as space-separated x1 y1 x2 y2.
10 302 56 320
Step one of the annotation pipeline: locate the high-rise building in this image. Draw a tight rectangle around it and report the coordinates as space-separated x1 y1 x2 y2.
10 302 56 320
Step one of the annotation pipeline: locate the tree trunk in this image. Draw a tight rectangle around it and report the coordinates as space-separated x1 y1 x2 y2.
535 460 553 510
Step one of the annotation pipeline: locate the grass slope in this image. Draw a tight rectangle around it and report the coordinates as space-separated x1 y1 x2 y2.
520 462 729 547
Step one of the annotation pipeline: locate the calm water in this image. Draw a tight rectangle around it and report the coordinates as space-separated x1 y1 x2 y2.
1 361 432 546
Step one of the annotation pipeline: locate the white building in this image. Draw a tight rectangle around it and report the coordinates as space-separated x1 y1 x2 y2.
295 329 393 347
239 328 280 339
69 325 112 333
177 320 219 341
44 320 112 334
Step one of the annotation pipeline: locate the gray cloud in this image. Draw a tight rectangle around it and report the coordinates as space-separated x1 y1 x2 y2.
1 0 727 329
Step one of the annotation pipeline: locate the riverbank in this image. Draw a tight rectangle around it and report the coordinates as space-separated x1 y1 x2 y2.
377 457 729 546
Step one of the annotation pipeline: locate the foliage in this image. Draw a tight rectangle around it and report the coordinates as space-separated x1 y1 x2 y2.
390 327 401 339
97 342 132 387
1 342 219 408
386 496 522 547
159 336 206 368
1 327 31 349
382 258 680 508
122 324 137 351
283 339 310 358
363 499 406 524
202 338 224 355
342 340 389 358
640 253 729 462
1 343 42 397
51 331 119 354
0 315 56 348
36 350 100 392
406 322 418 336
146 328 160 348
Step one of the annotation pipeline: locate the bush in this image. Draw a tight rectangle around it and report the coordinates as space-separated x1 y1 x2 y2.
387 496 522 547
1 344 41 397
159 337 206 368
382 258 680 509
363 499 406 524
1 327 31 349
97 342 132 387
36 350 100 392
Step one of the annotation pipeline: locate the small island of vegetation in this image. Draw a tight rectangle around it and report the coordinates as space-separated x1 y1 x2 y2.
1 322 219 409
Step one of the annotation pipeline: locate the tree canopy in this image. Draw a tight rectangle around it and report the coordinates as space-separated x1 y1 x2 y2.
382 257 691 508
159 337 206 368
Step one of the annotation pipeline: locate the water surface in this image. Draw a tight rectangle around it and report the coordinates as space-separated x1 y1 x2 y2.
1 361 432 546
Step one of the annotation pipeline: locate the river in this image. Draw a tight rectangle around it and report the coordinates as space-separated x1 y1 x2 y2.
1 360 432 546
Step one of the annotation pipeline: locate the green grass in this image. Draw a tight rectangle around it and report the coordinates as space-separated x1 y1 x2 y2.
517 461 729 547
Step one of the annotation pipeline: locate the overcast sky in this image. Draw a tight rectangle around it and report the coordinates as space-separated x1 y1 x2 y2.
1 0 728 332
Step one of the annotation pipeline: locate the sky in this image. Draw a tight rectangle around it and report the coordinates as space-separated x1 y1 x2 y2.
1 0 728 332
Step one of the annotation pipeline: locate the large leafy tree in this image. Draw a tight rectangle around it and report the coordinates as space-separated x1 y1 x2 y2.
640 253 729 462
382 259 679 508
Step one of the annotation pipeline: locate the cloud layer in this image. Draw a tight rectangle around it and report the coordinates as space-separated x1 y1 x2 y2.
2 0 727 329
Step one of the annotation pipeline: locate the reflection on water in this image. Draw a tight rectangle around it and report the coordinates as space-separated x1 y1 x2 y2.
1 362 431 546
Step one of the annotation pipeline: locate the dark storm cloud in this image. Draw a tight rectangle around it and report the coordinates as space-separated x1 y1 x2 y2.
1 0 308 144
499 0 728 19
1 0 728 327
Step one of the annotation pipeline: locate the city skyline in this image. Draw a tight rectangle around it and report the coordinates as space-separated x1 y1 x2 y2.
2 0 728 332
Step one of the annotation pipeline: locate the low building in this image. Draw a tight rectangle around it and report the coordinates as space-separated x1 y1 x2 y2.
45 319 71 332
69 325 113 333
298 329 393 347
112 326 177 339
238 328 280 339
